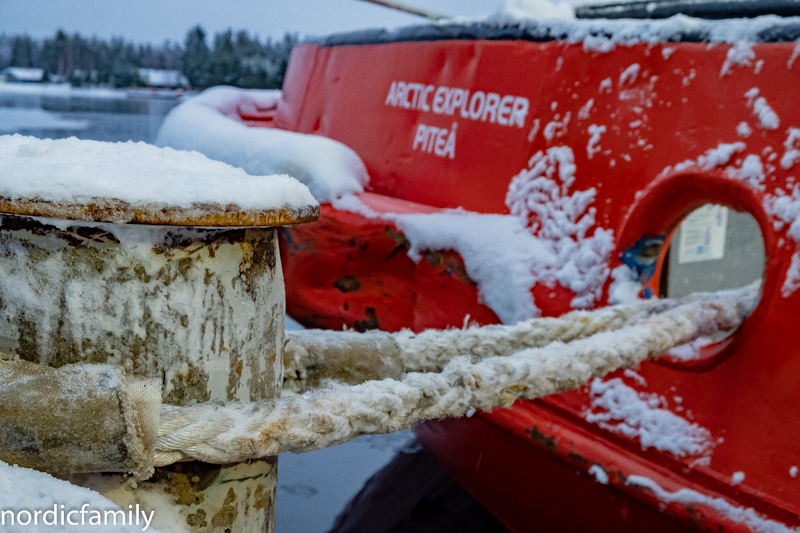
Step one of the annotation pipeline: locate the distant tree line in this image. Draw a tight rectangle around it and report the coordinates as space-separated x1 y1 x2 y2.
0 26 298 89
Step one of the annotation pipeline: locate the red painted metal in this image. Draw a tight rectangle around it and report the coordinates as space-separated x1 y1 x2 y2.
258 32 800 532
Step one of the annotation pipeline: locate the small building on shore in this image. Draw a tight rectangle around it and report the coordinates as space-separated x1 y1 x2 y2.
0 67 45 83
137 69 190 90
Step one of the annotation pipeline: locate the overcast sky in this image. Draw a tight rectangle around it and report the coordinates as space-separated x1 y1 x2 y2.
0 0 502 44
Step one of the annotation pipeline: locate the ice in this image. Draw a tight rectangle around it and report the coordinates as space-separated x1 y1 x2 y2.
0 108 88 133
0 82 125 100
156 86 369 202
0 134 317 214
731 471 745 485
585 377 714 457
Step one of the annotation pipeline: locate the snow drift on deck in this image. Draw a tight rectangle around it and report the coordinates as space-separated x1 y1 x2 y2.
155 86 369 202
0 134 317 213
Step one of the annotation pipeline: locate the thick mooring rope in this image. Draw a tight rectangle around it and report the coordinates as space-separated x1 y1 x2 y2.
282 288 755 393
153 285 756 467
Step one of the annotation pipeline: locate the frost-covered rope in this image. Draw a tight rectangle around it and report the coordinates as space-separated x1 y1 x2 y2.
283 285 757 393
155 286 755 467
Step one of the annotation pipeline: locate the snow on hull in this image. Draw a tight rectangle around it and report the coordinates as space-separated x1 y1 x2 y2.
626 475 799 533
765 186 800 295
155 86 369 202
333 145 614 324
585 377 714 457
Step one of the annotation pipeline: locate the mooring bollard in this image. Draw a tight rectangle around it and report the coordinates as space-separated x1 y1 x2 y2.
0 136 319 532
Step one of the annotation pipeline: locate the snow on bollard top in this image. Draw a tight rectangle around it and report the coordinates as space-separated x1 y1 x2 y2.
0 134 319 227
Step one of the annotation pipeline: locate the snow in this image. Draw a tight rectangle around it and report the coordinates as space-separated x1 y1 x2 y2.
543 112 571 141
667 142 745 176
586 124 606 159
737 121 753 138
332 195 554 324
746 88 780 130
0 134 317 214
764 187 800 295
0 108 88 133
0 460 160 532
577 98 594 120
790 42 800 69
791 466 798 478
155 86 369 202
623 369 647 388
493 0 574 20
333 146 614 323
471 14 800 53
626 475 798 533
619 63 640 86
720 42 755 77
584 377 714 457
781 128 800 170
732 471 745 485
699 142 747 170
608 265 642 305
725 154 766 191
505 147 614 310
588 464 609 484
668 337 713 361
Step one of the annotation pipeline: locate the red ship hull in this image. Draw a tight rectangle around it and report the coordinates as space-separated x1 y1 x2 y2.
253 20 800 532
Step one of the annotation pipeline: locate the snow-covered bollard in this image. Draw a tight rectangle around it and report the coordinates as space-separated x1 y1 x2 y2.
0 135 319 533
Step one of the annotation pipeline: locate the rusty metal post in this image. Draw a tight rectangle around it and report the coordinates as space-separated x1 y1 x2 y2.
0 210 312 532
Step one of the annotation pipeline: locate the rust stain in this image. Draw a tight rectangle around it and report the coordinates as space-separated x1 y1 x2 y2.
186 509 207 528
568 453 589 464
0 197 319 227
334 276 361 293
168 366 211 405
211 488 238 529
424 251 473 285
526 426 558 452
354 307 380 332
150 461 223 506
